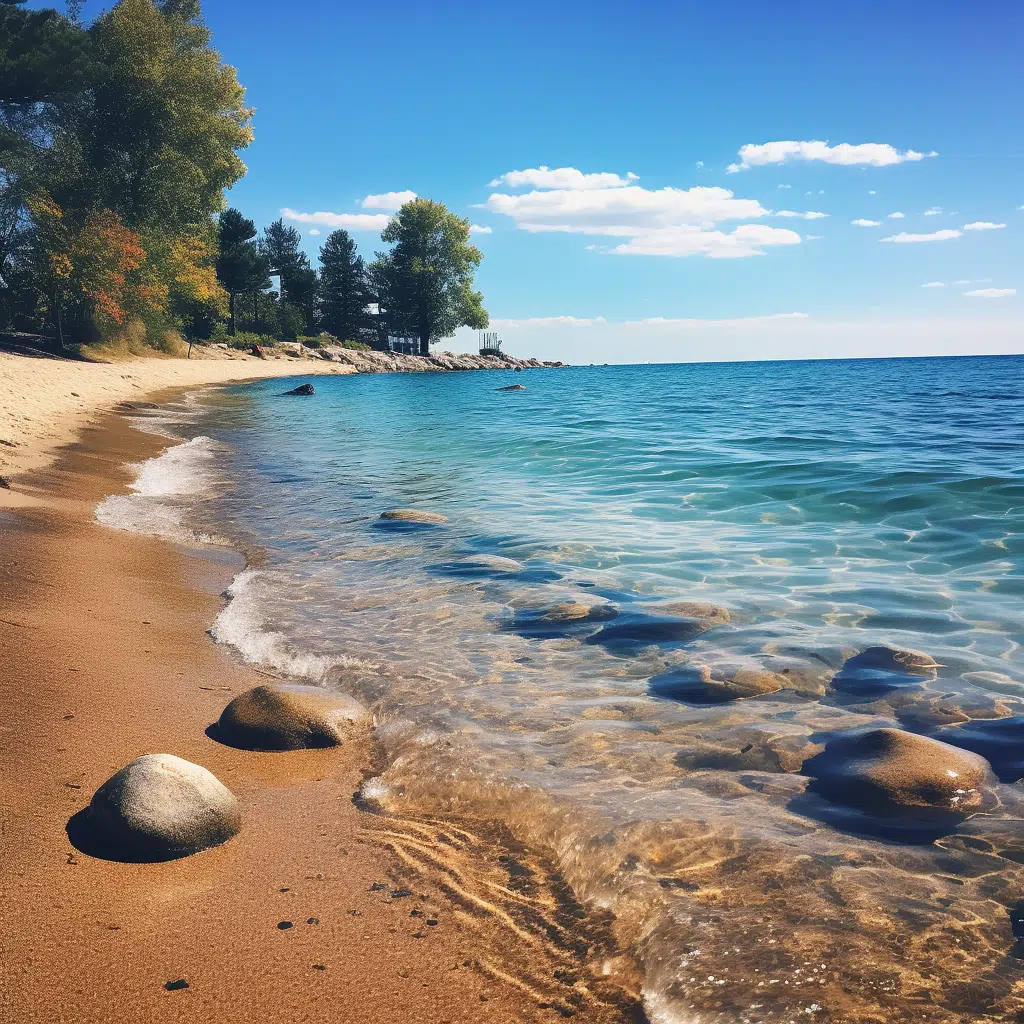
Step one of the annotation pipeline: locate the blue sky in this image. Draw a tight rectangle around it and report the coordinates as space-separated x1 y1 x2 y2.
63 0 1024 361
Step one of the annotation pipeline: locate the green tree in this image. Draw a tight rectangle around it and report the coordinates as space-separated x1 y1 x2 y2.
318 229 372 342
41 0 252 235
216 207 267 334
260 218 306 298
371 198 487 356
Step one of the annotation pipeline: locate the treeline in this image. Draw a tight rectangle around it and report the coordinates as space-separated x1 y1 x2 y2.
215 200 488 356
0 0 487 356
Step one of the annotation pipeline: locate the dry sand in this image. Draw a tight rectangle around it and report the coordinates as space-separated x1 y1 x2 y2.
0 357 639 1023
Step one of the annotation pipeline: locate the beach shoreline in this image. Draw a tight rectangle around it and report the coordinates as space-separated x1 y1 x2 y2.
0 348 560 494
0 371 638 1023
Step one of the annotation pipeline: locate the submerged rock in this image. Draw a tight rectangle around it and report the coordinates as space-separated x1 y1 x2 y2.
802 728 990 821
497 384 526 391
86 753 241 860
656 600 731 626
281 382 315 396
379 508 449 525
539 600 619 624
217 683 369 751
439 554 524 575
584 613 718 651
648 663 783 704
829 644 938 702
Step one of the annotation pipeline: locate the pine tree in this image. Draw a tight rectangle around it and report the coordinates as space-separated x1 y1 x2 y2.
318 229 372 342
216 207 268 334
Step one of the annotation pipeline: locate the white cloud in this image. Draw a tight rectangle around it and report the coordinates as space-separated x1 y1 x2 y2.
492 316 606 328
695 161 704 169
469 224 492 235
805 234 824 240
954 278 990 285
963 221 1006 231
611 223 801 259
488 166 638 190
922 281 945 288
281 208 390 231
361 190 417 211
308 229 320 236
774 209 828 219
868 190 877 196
880 229 961 243
965 287 1015 298
924 206 942 216
888 212 905 219
486 184 770 235
727 141 937 173
777 184 791 189
624 312 809 327
852 218 881 227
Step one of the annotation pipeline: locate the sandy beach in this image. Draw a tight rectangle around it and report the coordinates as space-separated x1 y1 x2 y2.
0 353 637 1023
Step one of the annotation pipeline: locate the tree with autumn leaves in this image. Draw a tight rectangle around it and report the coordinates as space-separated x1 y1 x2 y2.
0 0 250 347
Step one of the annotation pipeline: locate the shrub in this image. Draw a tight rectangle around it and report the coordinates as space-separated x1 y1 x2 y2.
341 339 371 350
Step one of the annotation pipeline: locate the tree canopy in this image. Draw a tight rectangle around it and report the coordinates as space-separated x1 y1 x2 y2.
371 199 488 355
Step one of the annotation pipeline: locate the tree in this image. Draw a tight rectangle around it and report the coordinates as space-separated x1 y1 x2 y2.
318 229 373 342
260 218 306 299
216 208 267 334
371 199 487 356
41 0 252 235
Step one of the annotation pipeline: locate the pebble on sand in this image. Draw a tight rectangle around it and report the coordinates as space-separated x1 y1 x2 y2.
87 753 241 860
217 683 369 751
379 509 449 524
802 727 991 819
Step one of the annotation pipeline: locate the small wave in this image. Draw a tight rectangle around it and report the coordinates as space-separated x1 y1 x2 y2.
95 436 225 544
211 569 378 680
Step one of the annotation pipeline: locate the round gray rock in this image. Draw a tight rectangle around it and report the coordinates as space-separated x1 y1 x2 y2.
87 753 241 860
217 683 369 751
379 508 449 524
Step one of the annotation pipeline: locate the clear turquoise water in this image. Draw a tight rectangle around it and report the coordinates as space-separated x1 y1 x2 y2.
111 356 1024 1022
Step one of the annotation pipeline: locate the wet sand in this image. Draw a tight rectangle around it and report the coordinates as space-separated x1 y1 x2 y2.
0 408 640 1022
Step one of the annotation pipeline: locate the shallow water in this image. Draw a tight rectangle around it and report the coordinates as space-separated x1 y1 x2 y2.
103 356 1024 1022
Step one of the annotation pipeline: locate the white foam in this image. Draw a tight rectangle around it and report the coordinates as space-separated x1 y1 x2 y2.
211 569 376 680
95 436 224 544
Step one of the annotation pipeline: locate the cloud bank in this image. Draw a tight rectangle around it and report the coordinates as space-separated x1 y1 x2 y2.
727 141 937 173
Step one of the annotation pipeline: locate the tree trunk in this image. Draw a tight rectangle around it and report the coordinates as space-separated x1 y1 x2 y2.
418 329 429 357
228 291 235 335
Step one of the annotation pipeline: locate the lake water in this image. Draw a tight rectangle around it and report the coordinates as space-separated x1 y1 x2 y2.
100 355 1024 1023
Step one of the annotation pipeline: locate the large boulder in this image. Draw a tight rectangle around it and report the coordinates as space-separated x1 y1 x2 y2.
86 754 240 860
802 728 990 821
217 683 368 751
379 508 449 525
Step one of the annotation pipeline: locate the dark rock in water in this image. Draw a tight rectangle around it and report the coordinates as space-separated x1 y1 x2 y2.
83 753 241 860
648 663 783 704
829 644 938 702
510 598 619 640
281 382 315 396
933 716 1024 782
378 508 449 525
584 613 717 651
215 683 368 751
430 554 525 577
497 384 526 391
655 600 731 626
802 728 990 824
164 979 189 992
